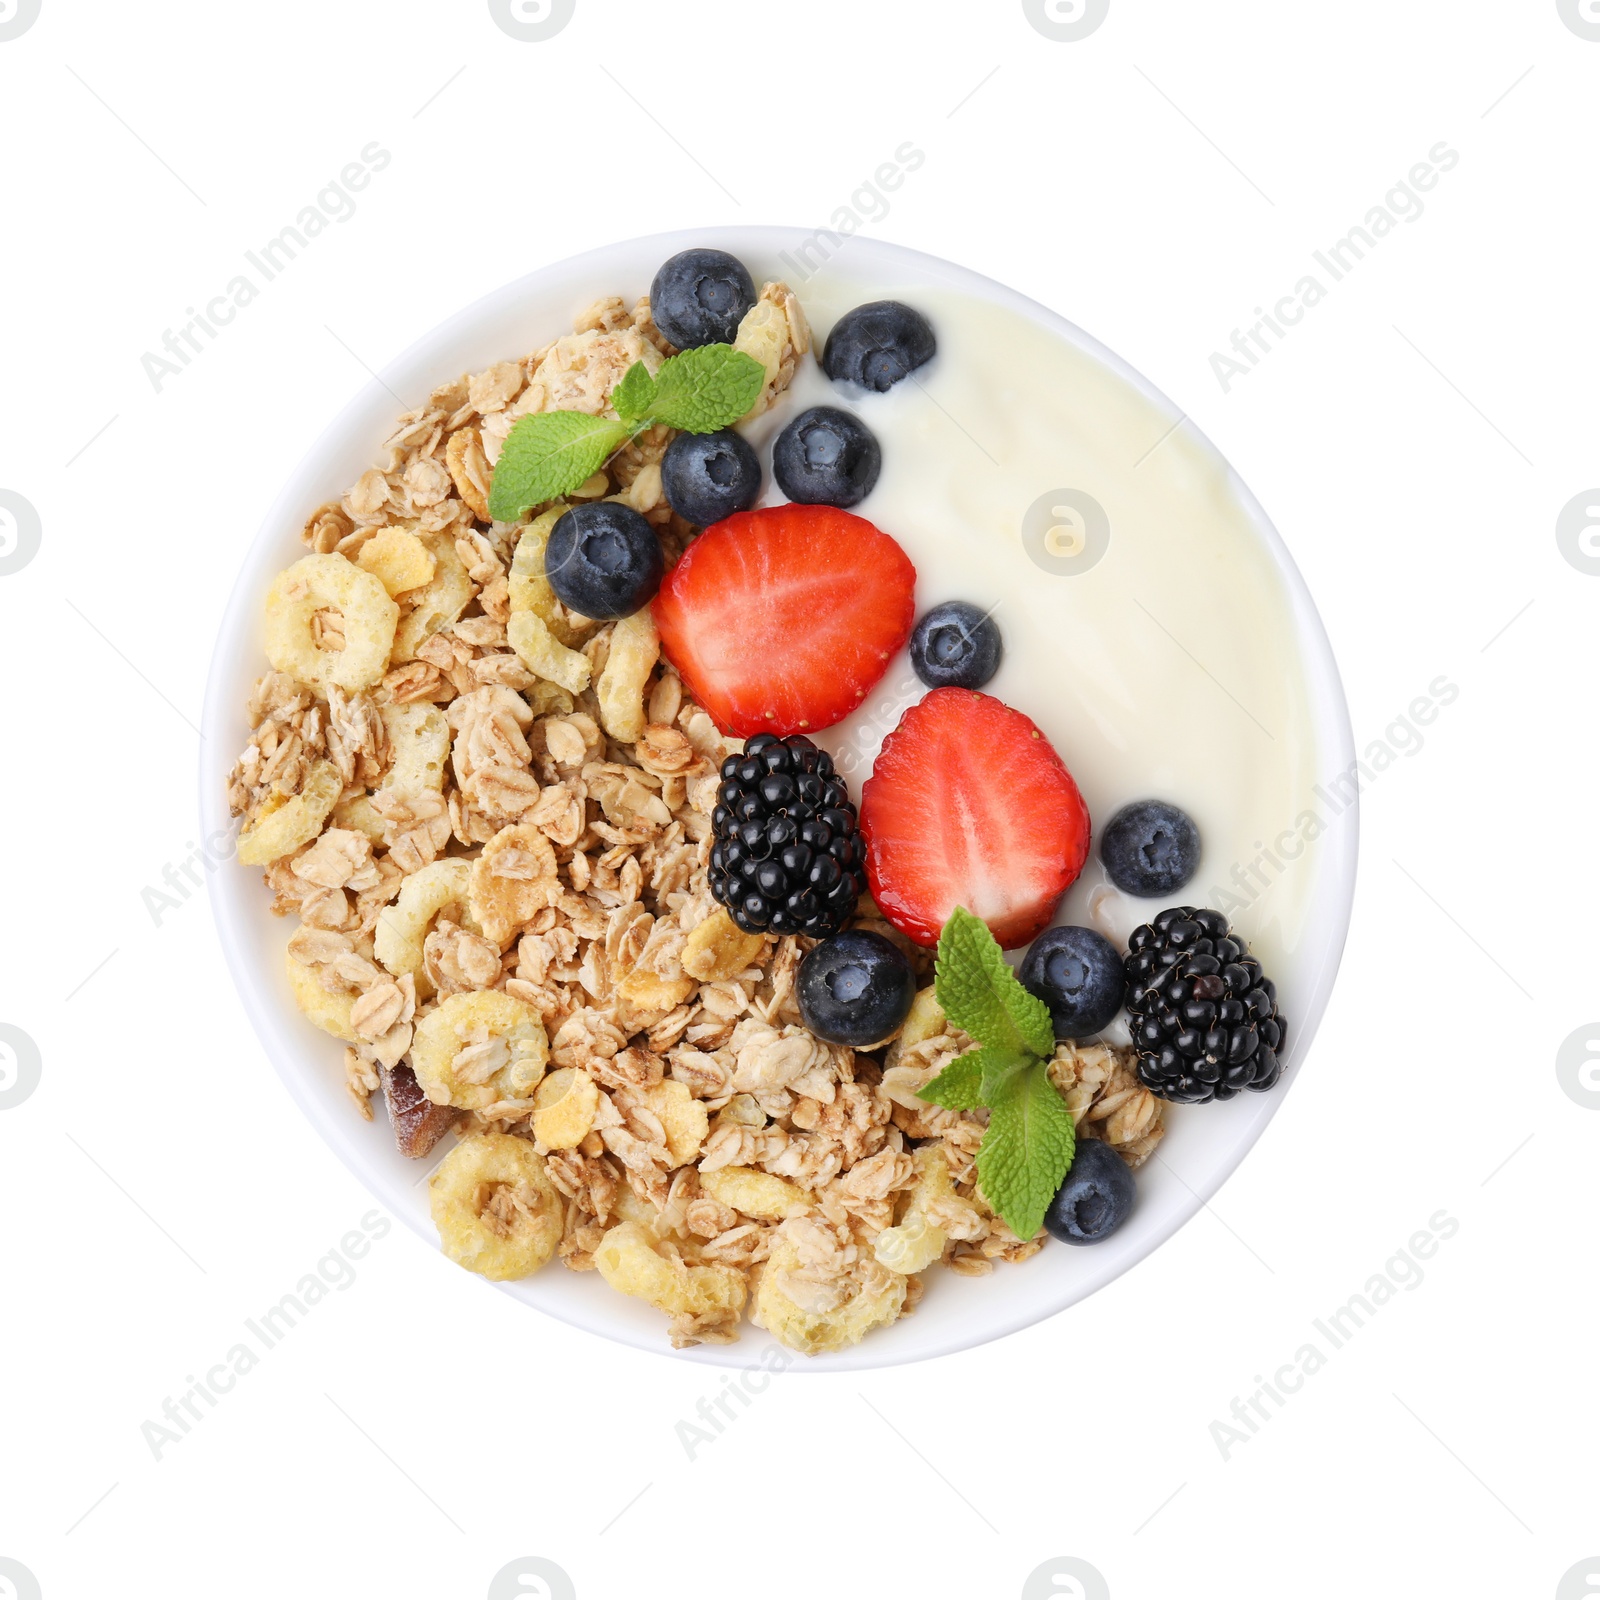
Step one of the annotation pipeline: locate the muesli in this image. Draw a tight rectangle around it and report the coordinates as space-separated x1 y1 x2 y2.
228 247 1286 1353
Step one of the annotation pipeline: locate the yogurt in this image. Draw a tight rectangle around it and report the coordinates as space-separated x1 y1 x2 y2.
740 283 1321 983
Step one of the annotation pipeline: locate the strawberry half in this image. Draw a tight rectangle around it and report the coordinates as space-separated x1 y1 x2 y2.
652 504 916 738
860 688 1091 949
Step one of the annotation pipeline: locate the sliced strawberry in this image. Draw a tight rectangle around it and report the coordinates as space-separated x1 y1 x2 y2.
860 688 1091 949
652 504 916 738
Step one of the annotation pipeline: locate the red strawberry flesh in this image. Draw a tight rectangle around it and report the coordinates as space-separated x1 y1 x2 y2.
652 504 916 738
860 688 1091 949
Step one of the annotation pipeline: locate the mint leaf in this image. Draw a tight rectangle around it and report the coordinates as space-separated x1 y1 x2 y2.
921 1043 1035 1109
488 412 632 521
646 344 765 433
612 360 657 426
935 907 1056 1061
975 1058 1076 1242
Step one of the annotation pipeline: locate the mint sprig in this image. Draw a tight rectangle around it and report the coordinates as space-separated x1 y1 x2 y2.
919 907 1075 1242
488 345 765 522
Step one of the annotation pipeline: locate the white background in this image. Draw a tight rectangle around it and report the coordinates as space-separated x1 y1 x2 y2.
1 2 1595 1598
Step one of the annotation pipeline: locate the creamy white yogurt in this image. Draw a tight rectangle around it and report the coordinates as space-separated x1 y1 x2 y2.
739 284 1321 980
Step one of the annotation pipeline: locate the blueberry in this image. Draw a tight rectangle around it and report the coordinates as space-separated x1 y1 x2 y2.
909 601 1002 690
544 502 663 619
772 406 881 508
660 428 761 527
822 300 936 392
649 248 756 349
1043 1139 1137 1246
796 929 915 1047
1019 925 1126 1040
1099 800 1201 897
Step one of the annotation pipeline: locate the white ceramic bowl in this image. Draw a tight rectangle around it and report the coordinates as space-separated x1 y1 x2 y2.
201 227 1357 1371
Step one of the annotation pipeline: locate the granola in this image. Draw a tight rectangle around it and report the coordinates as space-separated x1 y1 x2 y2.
229 280 1167 1355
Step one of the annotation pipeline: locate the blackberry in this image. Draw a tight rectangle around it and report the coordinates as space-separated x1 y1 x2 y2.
709 734 868 936
1124 906 1286 1104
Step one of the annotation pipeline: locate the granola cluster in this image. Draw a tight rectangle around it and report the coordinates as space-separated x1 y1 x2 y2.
228 285 1163 1353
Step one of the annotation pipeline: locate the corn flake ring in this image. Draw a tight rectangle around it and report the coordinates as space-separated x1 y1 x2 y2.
411 990 548 1110
467 823 561 946
507 507 591 693
756 1231 906 1355
392 530 474 662
283 948 357 1041
596 608 659 744
237 760 343 866
263 555 399 693
594 1220 747 1321
429 1133 561 1280
374 859 481 977
380 703 450 796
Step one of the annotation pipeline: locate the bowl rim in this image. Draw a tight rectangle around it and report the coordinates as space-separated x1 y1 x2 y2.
201 225 1358 1371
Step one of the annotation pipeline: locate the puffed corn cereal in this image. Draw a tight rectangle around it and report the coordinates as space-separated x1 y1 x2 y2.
238 760 343 866
264 555 399 692
594 1221 747 1321
411 991 548 1110
430 1133 561 1280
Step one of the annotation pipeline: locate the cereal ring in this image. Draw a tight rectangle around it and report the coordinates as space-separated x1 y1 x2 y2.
237 760 343 866
757 1231 905 1355
374 859 481 977
429 1133 561 1280
594 1220 747 1321
411 990 548 1111
380 703 450 796
596 608 659 744
283 948 357 1042
263 555 399 692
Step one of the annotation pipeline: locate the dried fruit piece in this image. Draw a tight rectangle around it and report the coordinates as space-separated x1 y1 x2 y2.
429 1133 561 1280
380 1062 458 1159
264 555 399 692
238 760 343 866
411 990 548 1110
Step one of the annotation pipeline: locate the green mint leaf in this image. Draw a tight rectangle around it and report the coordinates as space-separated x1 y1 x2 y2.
488 412 632 521
934 907 1057 1061
612 360 657 426
975 1058 1076 1242
645 344 765 433
920 1043 1033 1110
